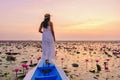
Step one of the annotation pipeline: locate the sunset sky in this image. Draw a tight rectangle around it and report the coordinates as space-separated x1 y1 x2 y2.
0 0 120 40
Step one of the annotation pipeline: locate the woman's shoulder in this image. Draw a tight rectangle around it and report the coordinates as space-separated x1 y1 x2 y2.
49 21 53 24
50 21 53 26
41 21 44 25
48 21 53 26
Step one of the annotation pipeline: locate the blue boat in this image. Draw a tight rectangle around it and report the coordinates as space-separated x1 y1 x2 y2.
24 59 69 80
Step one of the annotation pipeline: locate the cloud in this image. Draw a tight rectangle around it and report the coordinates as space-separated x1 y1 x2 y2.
60 18 104 30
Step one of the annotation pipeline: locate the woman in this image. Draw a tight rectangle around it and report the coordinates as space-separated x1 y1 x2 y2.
39 13 56 63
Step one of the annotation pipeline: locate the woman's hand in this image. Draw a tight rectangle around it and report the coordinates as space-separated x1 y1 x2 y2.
54 38 56 42
39 22 43 33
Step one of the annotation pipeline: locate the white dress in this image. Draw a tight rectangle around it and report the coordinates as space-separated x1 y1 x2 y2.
42 26 55 60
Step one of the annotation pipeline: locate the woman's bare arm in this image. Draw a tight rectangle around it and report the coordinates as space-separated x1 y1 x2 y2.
50 22 56 42
39 22 43 33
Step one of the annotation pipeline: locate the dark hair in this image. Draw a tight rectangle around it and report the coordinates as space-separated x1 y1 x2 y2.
42 17 50 28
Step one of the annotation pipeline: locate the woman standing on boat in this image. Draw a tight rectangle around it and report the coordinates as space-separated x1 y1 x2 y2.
39 13 56 63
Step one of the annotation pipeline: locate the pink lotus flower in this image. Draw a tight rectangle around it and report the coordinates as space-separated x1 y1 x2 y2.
55 51 57 54
22 64 28 68
13 68 20 77
55 51 58 56
13 68 20 72
37 56 41 61
61 58 64 67
85 59 89 72
30 60 33 65
10 49 12 52
25 66 29 70
104 66 109 71
106 59 110 61
85 59 89 62
96 60 99 63
61 58 64 60
10 55 14 59
22 64 28 74
22 64 26 67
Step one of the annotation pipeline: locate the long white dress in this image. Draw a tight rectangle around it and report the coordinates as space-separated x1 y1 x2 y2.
23 26 69 80
42 26 55 60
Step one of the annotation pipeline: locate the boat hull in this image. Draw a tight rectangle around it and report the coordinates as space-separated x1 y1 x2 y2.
31 62 62 80
23 59 69 80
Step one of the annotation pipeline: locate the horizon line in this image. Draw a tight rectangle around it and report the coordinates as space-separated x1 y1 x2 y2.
0 39 120 41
